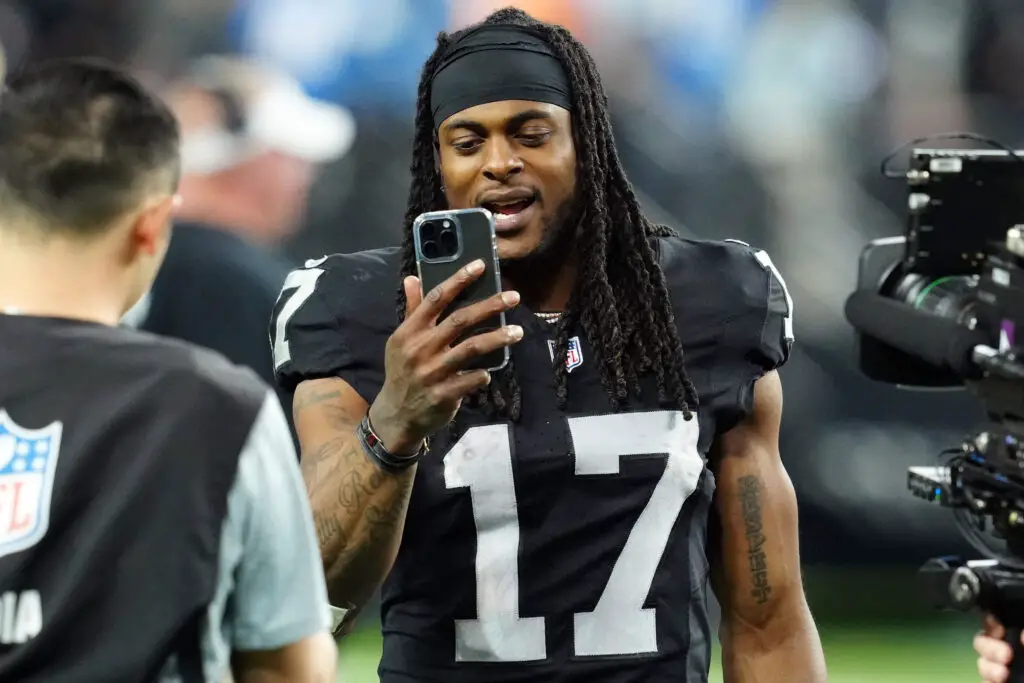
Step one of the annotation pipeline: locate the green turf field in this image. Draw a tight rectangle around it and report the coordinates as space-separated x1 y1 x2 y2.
335 619 981 683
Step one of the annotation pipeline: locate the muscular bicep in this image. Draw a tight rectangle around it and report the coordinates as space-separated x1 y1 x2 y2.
710 371 804 628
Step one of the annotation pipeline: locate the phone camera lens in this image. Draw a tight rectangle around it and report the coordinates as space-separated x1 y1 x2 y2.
422 240 440 259
421 221 439 240
439 230 458 254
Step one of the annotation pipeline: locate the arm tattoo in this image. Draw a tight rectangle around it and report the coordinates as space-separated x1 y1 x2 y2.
293 386 342 412
738 475 771 604
364 473 414 546
295 382 415 606
314 512 344 548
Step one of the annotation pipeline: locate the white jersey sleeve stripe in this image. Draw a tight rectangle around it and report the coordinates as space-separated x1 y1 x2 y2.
752 249 794 344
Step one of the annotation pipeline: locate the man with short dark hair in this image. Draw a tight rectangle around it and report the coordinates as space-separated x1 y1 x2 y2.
273 7 826 683
0 59 335 682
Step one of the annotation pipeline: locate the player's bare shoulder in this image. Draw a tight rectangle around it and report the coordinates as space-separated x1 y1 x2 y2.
270 247 402 402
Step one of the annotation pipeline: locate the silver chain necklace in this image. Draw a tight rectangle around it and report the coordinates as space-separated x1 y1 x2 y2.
535 311 563 323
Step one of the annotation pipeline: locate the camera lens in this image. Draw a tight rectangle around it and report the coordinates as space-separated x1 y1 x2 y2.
893 273 979 327
422 240 440 259
420 221 439 241
439 229 458 254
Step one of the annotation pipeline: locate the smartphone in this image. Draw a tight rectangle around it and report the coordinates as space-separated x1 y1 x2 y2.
413 207 509 372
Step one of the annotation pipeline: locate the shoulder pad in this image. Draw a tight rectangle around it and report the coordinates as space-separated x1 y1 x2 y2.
269 247 401 401
722 239 794 366
658 235 794 370
658 236 793 430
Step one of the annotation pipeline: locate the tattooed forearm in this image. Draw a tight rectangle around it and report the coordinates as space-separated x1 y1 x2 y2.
314 513 345 548
364 473 414 546
294 380 416 609
322 460 414 606
317 473 416 609
337 463 386 510
302 438 350 498
294 386 358 433
738 474 771 605
293 387 341 413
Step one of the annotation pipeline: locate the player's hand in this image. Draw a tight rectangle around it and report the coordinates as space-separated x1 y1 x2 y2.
368 259 522 455
976 614 1017 682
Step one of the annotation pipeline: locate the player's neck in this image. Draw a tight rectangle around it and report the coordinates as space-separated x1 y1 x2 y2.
0 240 130 326
504 258 577 313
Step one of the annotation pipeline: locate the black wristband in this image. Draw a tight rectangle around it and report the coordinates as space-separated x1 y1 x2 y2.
357 415 425 473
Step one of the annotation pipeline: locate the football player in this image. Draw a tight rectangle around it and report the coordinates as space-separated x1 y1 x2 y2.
272 8 826 683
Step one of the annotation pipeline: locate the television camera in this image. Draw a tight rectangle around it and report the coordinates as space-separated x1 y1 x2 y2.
845 145 1024 679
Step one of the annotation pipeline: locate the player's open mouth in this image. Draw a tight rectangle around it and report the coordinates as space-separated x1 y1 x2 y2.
482 196 537 234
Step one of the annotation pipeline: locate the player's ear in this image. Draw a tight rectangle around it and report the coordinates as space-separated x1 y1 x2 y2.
130 193 179 257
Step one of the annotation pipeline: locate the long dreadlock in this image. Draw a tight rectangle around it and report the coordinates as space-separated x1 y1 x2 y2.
396 7 699 422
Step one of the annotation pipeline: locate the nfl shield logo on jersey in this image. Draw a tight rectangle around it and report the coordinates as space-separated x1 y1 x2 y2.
0 411 63 560
547 336 584 373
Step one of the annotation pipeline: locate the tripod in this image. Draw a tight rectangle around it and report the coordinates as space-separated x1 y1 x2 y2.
921 557 1024 682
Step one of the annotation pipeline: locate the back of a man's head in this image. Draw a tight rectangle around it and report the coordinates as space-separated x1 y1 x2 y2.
0 59 180 238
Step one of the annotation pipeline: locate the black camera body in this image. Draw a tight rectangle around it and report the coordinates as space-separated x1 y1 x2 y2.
848 149 1024 662
854 148 1024 389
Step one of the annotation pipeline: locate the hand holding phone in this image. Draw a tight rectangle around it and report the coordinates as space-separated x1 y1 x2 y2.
365 209 521 454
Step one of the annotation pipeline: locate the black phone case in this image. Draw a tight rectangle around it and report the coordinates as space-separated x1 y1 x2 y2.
414 208 509 372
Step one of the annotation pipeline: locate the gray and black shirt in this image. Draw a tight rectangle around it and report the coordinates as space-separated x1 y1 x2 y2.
0 313 329 682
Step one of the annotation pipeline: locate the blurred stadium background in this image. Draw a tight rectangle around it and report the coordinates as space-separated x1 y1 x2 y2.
6 0 1023 679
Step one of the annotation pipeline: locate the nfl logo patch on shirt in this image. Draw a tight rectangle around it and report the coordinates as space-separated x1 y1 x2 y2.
0 411 63 560
548 336 584 373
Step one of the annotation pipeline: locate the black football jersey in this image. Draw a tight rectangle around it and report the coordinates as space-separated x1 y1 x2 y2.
272 236 793 683
0 314 266 682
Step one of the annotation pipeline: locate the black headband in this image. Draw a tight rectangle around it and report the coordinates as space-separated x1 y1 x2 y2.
430 25 572 131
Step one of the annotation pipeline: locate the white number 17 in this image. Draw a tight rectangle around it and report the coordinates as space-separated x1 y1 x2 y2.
443 410 704 662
